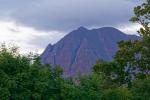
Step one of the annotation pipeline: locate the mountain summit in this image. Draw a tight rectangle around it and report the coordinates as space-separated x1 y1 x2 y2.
41 27 139 76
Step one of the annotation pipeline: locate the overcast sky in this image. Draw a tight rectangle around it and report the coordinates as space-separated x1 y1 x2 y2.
0 0 142 54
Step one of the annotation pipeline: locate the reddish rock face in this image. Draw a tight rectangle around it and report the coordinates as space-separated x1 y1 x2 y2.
41 27 139 77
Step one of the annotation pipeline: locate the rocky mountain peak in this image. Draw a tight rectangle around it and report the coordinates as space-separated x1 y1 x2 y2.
41 27 139 76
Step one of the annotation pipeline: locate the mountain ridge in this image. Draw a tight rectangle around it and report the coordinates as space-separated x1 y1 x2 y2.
41 27 139 76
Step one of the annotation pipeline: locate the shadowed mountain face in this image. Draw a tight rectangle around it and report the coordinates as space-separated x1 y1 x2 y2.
41 27 139 76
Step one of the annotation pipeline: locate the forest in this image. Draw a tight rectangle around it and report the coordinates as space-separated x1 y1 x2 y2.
0 0 150 100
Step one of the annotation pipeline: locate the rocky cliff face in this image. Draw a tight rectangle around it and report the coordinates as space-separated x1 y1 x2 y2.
41 27 139 76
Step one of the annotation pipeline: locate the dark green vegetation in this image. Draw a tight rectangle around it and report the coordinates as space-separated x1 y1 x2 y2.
0 0 150 100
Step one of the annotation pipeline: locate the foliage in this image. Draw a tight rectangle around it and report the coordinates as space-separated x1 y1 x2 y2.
102 87 132 100
131 78 150 100
0 0 150 100
93 0 150 88
0 44 64 100
130 0 150 37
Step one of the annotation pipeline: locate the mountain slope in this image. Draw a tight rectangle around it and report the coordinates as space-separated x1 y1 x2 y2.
41 27 139 76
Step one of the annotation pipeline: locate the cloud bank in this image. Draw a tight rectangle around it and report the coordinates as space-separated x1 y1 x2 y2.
0 0 142 53
0 0 141 31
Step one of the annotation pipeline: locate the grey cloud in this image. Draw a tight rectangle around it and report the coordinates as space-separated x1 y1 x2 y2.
27 36 51 49
0 0 141 32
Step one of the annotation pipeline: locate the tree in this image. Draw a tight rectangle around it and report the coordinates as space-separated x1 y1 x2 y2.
129 0 150 79
102 87 132 100
131 78 150 100
130 0 150 37
78 74 105 100
93 59 120 87
113 40 143 86
112 0 150 85
0 44 64 100
93 0 150 87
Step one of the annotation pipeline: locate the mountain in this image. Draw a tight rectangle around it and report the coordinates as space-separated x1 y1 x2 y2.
41 27 139 77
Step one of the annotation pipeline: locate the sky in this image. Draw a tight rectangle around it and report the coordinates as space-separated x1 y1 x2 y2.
0 0 142 54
